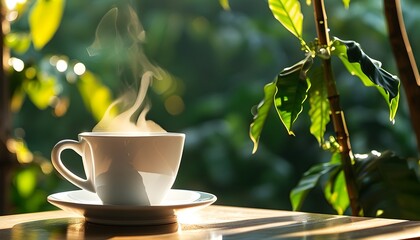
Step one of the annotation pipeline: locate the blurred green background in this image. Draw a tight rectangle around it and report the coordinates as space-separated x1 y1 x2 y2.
5 0 419 214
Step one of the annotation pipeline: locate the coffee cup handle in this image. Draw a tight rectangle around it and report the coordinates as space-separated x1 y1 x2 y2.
51 140 95 193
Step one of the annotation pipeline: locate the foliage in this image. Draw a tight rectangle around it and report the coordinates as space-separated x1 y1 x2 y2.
29 0 65 50
308 68 330 144
355 151 420 220
250 1 400 151
289 152 341 211
6 0 114 212
332 38 400 121
250 56 312 152
244 0 419 218
268 0 304 42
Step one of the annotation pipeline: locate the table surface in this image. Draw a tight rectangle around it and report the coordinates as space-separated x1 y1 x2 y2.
1 205 420 239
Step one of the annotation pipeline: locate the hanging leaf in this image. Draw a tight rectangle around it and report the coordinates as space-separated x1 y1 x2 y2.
250 82 277 154
268 0 304 41
343 0 350 9
323 153 349 215
290 160 341 211
78 71 114 121
29 0 65 50
23 74 59 110
332 38 400 121
334 38 400 99
274 57 312 135
308 67 330 145
354 151 420 220
219 0 230 10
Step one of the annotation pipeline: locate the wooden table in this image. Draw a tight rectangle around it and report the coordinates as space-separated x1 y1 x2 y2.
1 205 420 239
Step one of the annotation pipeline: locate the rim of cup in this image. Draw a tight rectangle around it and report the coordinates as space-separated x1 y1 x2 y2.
78 132 185 137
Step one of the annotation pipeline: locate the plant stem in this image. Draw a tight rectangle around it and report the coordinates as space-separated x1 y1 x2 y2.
384 0 420 155
312 0 361 216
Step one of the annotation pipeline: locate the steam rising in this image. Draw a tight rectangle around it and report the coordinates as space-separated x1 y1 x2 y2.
88 5 166 133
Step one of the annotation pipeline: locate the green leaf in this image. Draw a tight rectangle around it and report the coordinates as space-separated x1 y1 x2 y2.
249 54 312 152
219 0 230 10
250 81 277 154
5 33 31 54
332 38 400 121
308 67 330 145
343 0 350 8
29 0 65 50
324 171 349 214
354 151 420 220
290 160 341 211
268 0 304 40
23 74 59 110
78 71 114 121
274 57 312 135
15 168 37 198
323 153 349 215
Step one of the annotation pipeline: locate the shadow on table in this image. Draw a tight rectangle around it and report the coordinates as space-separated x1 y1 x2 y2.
5 217 179 239
182 213 420 239
1 213 419 239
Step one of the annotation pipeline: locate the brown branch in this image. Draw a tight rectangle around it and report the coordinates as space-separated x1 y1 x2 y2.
0 2 17 214
384 0 420 154
312 0 361 216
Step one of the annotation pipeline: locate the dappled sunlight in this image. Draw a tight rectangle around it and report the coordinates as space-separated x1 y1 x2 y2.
4 0 26 21
354 150 382 159
55 59 68 72
2 0 419 217
165 95 185 115
4 0 26 10
6 138 33 164
8 57 24 72
73 63 86 76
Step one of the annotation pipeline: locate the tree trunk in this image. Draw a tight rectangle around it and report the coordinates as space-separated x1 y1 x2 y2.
384 0 420 155
312 0 361 216
0 2 17 215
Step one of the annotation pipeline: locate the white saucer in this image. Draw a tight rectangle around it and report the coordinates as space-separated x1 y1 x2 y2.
47 189 216 225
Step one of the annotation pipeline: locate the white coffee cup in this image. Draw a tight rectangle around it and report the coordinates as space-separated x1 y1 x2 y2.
51 132 185 205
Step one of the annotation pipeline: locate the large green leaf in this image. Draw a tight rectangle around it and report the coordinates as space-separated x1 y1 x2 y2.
308 67 330 145
323 153 349 215
274 57 312 135
249 56 312 153
268 0 304 40
29 0 65 50
290 160 341 211
354 151 420 220
332 38 400 121
250 82 277 154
